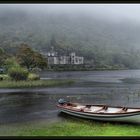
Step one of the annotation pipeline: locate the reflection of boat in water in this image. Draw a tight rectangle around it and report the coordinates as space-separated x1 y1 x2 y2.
57 99 140 123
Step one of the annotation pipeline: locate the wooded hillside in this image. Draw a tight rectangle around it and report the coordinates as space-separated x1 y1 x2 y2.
0 5 140 69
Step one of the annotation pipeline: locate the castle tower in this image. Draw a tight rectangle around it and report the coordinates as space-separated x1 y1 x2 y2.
70 52 76 64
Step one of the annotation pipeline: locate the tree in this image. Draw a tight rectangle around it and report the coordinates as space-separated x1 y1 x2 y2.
50 35 57 47
0 47 4 54
4 57 19 71
33 52 47 69
0 47 8 67
16 43 47 70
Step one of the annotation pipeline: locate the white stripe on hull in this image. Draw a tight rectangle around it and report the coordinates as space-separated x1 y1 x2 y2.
60 109 140 123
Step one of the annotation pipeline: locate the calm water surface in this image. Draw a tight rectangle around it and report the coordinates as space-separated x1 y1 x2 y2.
1 70 140 124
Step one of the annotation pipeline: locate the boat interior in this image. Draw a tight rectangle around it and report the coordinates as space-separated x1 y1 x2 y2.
64 103 140 114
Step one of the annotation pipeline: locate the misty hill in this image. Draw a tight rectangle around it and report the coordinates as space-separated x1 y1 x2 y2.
1 5 140 69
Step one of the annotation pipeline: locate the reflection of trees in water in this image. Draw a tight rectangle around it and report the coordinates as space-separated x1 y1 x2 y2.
0 93 51 115
0 92 61 123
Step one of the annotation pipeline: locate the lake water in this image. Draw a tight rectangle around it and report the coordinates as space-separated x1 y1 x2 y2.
1 70 140 124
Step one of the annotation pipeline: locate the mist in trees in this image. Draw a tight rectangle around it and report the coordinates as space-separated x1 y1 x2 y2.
0 4 140 69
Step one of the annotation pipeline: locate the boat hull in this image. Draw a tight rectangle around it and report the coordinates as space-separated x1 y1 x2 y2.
59 108 140 123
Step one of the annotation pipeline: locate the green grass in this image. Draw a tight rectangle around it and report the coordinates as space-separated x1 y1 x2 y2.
0 118 140 136
0 79 74 88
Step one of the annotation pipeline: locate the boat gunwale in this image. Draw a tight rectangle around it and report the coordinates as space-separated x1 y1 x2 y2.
60 108 140 119
57 104 140 115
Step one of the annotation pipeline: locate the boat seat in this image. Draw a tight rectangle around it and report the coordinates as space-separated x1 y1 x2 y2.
116 107 128 113
79 105 92 112
93 105 108 113
67 103 77 107
86 105 91 108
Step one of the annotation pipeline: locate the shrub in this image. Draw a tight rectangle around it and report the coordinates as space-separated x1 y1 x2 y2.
4 57 20 72
28 73 40 81
0 74 10 80
8 66 29 81
30 67 42 73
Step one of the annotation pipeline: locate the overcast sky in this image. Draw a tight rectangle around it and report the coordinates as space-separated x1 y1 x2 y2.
0 4 140 22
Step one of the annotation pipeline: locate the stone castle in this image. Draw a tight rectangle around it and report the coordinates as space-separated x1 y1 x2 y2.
42 46 84 65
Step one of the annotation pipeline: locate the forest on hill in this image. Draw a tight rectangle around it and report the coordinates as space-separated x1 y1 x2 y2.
0 4 140 69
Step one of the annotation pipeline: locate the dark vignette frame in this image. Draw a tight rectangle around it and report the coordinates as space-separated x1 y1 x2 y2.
0 1 140 140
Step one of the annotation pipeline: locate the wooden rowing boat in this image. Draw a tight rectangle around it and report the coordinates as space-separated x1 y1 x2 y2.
57 99 140 123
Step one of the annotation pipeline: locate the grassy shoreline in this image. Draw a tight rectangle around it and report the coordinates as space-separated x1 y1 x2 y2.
0 118 140 136
0 79 74 88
